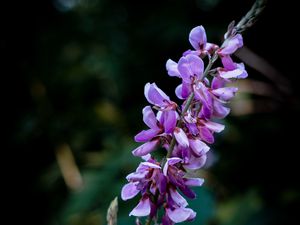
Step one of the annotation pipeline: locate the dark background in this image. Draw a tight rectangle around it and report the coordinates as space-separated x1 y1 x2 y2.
2 0 299 225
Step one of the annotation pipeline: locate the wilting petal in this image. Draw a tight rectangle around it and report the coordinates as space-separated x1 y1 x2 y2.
189 25 207 50
144 83 170 107
129 197 151 217
160 110 177 133
178 54 204 82
213 100 230 119
121 182 140 200
202 120 225 133
212 87 238 101
169 188 188 207
134 128 160 142
219 34 243 55
132 140 159 156
189 139 210 156
142 106 159 129
184 178 205 186
166 59 181 77
174 127 189 147
199 126 214 144
166 207 195 223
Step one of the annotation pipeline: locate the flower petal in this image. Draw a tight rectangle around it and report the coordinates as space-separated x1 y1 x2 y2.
184 178 205 186
189 139 210 156
174 127 189 147
213 100 230 119
178 54 204 82
183 154 207 170
212 87 238 101
129 197 151 217
132 140 159 156
169 188 188 207
219 34 243 55
202 120 225 133
121 182 140 200
144 83 170 108
166 59 181 77
142 106 159 129
162 110 177 133
140 161 161 169
199 126 214 144
211 76 226 89
163 157 182 176
219 67 246 79
220 55 236 70
134 129 160 142
189 25 207 50
166 207 194 223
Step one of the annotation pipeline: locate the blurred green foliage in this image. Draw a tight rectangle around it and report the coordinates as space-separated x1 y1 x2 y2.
4 0 299 225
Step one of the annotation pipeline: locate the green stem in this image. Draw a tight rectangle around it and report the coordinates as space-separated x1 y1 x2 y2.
145 217 152 225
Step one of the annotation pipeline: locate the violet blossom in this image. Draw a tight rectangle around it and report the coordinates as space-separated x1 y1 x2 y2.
121 19 250 224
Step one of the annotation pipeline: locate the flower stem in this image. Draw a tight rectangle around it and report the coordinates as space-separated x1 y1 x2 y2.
145 217 152 225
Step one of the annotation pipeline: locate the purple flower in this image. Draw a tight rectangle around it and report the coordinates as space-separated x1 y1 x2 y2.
133 106 177 156
187 25 218 56
122 23 249 225
218 34 243 70
145 83 177 110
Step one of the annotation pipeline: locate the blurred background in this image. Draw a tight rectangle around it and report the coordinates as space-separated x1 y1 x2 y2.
2 0 299 225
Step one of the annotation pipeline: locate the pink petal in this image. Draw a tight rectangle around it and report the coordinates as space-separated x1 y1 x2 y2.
142 106 159 129
129 197 151 217
199 126 214 144
221 55 235 70
140 161 161 169
213 100 230 119
163 157 182 176
132 140 159 156
178 54 204 82
219 34 243 55
211 76 226 89
184 178 205 186
169 188 188 207
202 120 225 133
189 139 210 156
166 59 181 77
166 207 195 223
174 127 189 147
144 83 170 108
162 110 177 133
219 68 246 79
134 128 160 142
189 25 207 50
183 154 207 170
121 182 140 200
212 87 238 101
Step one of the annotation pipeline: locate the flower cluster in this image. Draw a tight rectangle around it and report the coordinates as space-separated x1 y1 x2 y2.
121 25 247 225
